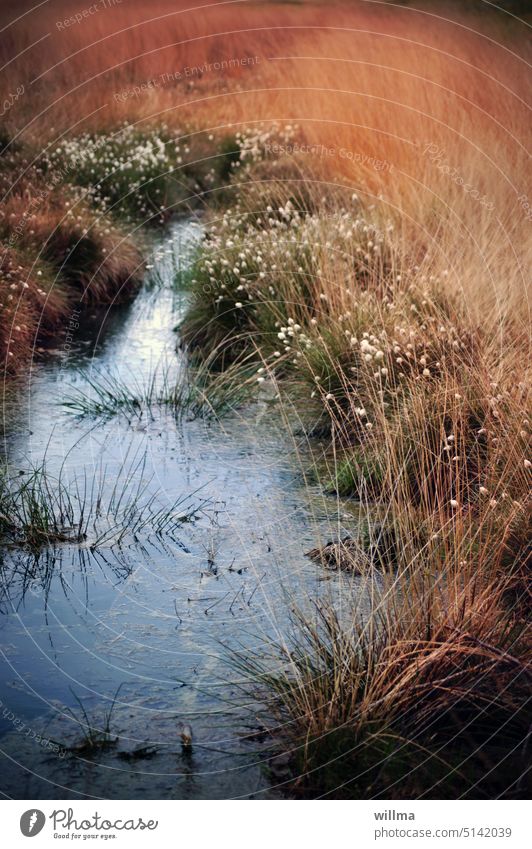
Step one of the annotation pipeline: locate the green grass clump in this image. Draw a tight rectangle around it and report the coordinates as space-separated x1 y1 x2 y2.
59 686 123 756
41 126 245 224
0 465 82 548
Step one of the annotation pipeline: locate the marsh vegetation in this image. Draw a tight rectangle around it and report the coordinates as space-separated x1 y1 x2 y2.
0 0 529 800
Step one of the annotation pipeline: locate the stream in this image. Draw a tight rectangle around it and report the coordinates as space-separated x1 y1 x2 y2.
0 219 371 799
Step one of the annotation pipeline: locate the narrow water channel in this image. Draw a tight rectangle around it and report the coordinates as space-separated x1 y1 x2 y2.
0 219 368 799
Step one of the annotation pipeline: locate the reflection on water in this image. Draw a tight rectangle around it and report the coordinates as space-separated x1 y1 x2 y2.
0 220 372 799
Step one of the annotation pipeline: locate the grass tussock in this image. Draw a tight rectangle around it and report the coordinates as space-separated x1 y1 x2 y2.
0 140 145 375
235 513 530 797
0 122 266 376
0 456 201 550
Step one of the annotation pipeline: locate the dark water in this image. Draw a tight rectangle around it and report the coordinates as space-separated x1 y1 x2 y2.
0 220 370 799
